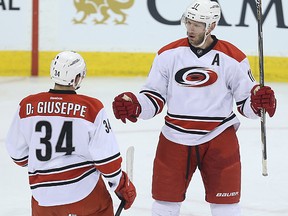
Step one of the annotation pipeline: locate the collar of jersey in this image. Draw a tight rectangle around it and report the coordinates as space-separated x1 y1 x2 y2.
189 35 218 58
49 89 77 94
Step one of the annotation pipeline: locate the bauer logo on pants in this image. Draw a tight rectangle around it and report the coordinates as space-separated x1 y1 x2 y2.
216 192 239 197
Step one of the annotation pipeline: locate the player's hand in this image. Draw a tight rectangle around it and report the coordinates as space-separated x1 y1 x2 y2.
115 171 136 210
112 92 141 123
250 84 276 117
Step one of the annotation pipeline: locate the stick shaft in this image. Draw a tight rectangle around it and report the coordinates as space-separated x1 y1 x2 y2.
115 200 126 216
115 146 135 216
256 0 268 176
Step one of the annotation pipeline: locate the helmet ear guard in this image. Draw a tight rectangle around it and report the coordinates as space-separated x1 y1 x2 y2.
50 51 86 90
182 0 221 30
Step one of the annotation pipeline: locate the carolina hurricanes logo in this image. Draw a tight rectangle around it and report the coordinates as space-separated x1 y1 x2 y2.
175 67 218 87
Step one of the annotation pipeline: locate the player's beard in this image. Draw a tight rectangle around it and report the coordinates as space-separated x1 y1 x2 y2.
188 31 206 48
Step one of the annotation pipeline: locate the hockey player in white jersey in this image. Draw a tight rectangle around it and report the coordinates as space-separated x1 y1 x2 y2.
5 51 136 216
112 1 276 216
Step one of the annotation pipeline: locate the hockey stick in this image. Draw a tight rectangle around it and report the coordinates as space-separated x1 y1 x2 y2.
115 146 135 216
255 0 268 176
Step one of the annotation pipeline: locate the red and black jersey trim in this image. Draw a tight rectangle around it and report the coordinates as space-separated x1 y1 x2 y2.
219 113 237 125
236 97 249 117
165 112 236 135
29 161 94 175
140 90 166 116
166 121 208 135
101 169 122 179
93 153 120 165
30 168 96 189
94 152 122 179
29 161 96 189
11 155 28 167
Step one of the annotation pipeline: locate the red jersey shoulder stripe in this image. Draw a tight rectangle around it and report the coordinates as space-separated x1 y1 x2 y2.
213 40 246 63
158 38 189 55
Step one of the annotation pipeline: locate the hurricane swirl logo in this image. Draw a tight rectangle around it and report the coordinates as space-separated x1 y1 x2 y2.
175 67 218 87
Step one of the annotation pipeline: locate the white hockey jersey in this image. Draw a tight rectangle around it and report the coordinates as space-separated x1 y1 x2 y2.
6 89 122 206
137 36 258 145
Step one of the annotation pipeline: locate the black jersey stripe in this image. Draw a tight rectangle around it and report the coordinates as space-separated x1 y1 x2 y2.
29 161 94 175
165 121 208 135
167 112 225 121
30 168 96 189
94 152 120 165
102 168 122 179
11 155 28 162
140 90 166 103
165 113 236 134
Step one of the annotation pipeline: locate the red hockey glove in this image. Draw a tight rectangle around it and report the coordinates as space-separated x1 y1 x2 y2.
112 92 141 123
115 171 136 210
250 84 276 117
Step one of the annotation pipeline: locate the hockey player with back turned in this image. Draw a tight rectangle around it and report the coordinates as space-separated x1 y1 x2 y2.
5 51 136 216
112 0 276 216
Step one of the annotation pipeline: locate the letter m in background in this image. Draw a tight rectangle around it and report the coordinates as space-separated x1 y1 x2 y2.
236 0 288 28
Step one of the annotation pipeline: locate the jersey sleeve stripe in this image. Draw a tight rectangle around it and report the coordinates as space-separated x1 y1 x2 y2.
94 156 122 176
140 90 166 116
11 156 28 167
93 152 121 165
236 98 249 117
101 168 122 179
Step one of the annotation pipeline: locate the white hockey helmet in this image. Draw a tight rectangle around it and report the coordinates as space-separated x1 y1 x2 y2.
50 51 86 90
182 0 221 30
